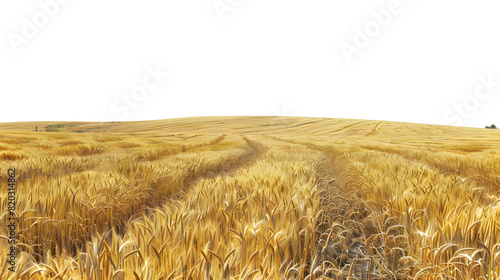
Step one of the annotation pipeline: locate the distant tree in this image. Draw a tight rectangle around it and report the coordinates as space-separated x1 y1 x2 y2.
485 124 497 129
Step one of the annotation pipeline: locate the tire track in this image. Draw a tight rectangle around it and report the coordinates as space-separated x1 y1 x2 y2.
366 121 383 136
267 136 381 279
266 136 370 196
136 134 227 162
183 136 267 188
140 136 266 210
56 136 267 257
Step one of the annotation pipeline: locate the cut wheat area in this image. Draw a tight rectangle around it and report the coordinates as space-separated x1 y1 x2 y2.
0 117 500 280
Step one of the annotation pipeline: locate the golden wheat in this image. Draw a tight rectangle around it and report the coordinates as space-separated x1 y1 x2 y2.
0 117 499 279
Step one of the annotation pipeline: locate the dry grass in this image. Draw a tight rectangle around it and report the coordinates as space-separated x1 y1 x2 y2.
0 117 499 279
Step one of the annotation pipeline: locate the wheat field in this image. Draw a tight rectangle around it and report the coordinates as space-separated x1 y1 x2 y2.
0 116 499 279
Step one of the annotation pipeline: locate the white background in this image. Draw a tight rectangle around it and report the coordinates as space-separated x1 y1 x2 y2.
1 1 500 128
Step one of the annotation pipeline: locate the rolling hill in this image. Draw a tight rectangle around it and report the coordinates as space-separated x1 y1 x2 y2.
0 116 499 279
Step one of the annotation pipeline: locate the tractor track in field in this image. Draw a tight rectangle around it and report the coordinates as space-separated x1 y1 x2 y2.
183 136 267 188
366 121 383 136
181 133 226 151
266 136 382 279
153 133 227 159
129 136 267 221
18 134 232 258
69 136 268 256
271 136 499 278
265 135 371 196
113 136 267 239
140 136 267 209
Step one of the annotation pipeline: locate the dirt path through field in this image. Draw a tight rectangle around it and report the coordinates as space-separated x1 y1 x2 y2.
264 136 383 279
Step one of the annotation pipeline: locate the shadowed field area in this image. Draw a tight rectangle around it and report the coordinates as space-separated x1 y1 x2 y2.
0 116 500 279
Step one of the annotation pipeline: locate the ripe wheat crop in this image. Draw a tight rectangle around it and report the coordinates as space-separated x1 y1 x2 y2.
0 117 499 279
